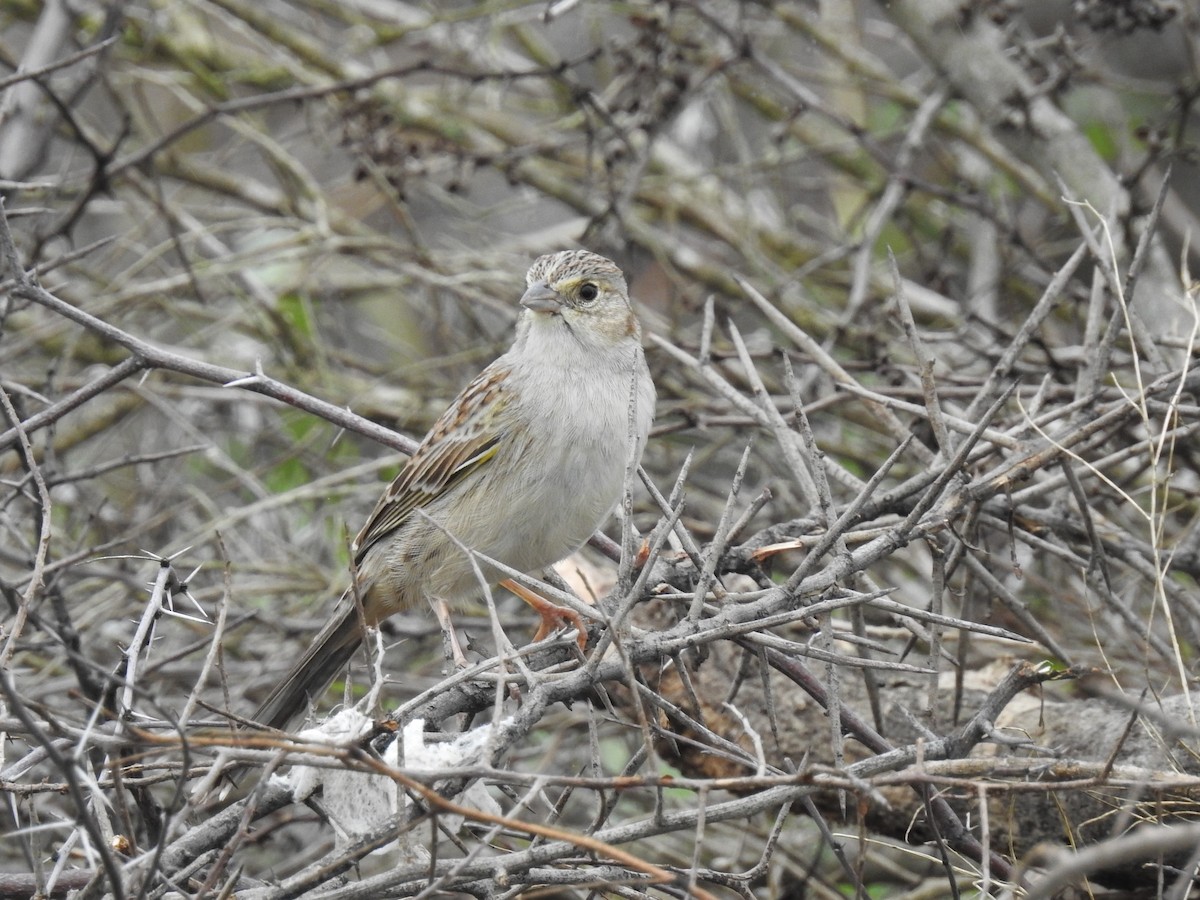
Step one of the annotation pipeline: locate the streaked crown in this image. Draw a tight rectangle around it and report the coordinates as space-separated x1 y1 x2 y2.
525 249 624 289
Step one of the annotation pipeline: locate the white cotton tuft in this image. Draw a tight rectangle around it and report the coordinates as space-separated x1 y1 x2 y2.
281 711 502 855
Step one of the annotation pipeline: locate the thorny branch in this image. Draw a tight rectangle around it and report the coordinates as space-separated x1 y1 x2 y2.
3 2 1200 897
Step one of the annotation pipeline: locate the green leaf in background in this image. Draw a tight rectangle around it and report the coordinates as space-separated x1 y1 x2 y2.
1083 120 1118 162
263 453 312 496
277 291 315 341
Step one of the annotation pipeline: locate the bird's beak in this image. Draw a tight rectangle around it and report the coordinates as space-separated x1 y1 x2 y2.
520 282 562 314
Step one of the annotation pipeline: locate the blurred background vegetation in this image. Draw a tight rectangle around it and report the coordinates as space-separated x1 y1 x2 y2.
2 0 1199 896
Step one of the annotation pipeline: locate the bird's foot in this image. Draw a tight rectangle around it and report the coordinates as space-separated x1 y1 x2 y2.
501 577 587 650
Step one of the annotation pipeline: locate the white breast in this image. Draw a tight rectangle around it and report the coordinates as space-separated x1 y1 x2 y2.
482 317 654 572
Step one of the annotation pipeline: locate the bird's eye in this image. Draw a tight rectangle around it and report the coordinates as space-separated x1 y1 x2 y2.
578 282 599 303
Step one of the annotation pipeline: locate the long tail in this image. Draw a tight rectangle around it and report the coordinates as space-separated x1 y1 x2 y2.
252 603 365 732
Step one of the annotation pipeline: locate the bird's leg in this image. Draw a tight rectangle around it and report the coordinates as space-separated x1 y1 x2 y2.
500 578 588 650
432 597 470 668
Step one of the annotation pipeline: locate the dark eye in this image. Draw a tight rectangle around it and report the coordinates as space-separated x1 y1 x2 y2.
578 282 599 303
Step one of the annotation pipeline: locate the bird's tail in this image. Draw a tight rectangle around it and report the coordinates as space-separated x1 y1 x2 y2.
251 603 366 732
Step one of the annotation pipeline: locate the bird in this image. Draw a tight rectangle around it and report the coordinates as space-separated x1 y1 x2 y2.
252 250 656 731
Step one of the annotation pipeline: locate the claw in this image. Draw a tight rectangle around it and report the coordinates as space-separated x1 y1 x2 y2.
749 539 806 563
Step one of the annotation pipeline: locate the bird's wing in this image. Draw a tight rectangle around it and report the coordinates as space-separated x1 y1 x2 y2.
352 364 512 564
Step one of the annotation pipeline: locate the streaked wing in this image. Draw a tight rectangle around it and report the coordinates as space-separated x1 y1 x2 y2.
353 364 512 563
